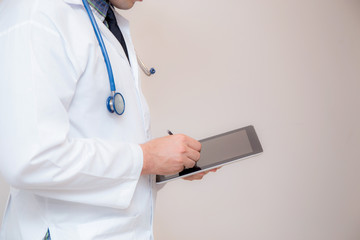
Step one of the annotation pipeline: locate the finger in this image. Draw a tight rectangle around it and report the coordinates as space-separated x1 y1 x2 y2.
183 158 196 169
183 172 205 181
184 175 202 181
185 146 201 162
186 137 202 152
209 168 217 172
185 176 202 181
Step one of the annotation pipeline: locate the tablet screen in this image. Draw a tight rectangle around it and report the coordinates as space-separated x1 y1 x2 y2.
156 125 263 183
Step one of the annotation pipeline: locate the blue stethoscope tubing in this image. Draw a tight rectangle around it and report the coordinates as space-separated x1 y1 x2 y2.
82 0 125 115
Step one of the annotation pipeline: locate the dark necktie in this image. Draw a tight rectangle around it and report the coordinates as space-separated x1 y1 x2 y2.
105 7 130 63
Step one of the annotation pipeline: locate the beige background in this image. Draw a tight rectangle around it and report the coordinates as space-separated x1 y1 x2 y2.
1 0 360 239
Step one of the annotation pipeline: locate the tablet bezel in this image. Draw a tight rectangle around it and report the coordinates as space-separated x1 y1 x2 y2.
156 125 263 184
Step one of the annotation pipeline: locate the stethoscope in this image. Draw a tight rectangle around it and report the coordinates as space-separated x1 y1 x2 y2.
82 0 155 115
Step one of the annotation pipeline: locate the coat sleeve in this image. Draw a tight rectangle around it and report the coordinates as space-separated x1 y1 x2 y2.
0 20 143 209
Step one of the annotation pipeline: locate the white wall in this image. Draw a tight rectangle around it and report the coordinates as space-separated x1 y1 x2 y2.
0 1 359 239
121 0 360 239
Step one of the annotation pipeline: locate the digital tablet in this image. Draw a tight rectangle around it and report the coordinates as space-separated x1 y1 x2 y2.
156 125 263 184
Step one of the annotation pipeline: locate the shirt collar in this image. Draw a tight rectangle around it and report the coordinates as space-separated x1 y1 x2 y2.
87 0 110 22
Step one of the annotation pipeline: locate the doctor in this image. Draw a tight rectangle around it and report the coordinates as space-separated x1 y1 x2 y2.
0 0 213 239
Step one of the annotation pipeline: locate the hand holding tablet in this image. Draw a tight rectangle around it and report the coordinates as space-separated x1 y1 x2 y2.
156 125 263 184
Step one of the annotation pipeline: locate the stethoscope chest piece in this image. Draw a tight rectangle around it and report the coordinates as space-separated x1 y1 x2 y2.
107 92 125 115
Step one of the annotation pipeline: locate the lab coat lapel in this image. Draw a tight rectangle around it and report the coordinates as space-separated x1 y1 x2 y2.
114 11 140 86
93 9 139 83
94 14 129 63
63 0 139 83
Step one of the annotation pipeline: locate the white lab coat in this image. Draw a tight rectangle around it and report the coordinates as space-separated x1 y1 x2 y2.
0 0 156 239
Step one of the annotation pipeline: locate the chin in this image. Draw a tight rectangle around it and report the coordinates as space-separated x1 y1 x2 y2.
110 0 136 10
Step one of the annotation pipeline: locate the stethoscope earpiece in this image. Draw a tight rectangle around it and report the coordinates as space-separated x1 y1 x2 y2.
149 68 156 75
137 55 156 76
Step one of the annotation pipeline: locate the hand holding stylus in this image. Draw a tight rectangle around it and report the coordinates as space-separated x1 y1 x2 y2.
166 130 219 181
140 132 201 176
